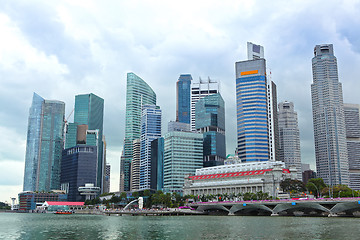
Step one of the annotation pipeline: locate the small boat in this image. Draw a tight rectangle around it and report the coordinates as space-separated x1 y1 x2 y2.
55 211 72 214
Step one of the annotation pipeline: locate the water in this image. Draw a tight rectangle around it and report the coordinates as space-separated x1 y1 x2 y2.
1 213 360 239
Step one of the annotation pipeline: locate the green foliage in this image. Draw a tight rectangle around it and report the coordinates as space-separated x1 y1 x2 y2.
306 178 327 197
281 179 306 193
322 184 354 198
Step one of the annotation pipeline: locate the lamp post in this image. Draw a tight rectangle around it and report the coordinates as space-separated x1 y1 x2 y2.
338 190 342 198
308 182 320 198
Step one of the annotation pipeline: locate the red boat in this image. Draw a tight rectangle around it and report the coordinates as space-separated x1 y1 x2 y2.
55 211 72 214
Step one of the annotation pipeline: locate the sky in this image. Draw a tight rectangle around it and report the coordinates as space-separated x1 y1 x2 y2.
1 0 360 203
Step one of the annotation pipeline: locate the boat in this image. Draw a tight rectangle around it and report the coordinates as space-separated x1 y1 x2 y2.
55 210 72 214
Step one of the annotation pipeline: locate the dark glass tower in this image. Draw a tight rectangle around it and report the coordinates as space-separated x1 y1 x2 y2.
195 93 226 167
176 74 192 124
23 93 65 192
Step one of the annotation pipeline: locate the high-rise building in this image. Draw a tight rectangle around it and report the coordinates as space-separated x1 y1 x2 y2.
60 145 98 201
130 139 140 191
65 93 104 190
23 93 65 192
176 74 192 124
195 93 226 167
120 73 157 192
235 58 269 162
140 105 162 190
190 77 219 131
311 44 349 186
151 137 164 190
104 164 111 193
344 103 360 190
267 80 280 162
163 131 203 193
278 101 302 180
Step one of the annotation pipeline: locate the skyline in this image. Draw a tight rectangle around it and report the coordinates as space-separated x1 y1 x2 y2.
1 0 360 202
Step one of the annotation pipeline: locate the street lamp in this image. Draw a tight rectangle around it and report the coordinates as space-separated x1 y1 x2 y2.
308 182 320 198
338 190 342 198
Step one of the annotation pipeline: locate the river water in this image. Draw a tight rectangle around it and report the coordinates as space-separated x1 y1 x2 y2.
1 213 360 239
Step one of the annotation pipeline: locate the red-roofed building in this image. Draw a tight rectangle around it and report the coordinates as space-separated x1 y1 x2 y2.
183 161 298 198
41 201 85 212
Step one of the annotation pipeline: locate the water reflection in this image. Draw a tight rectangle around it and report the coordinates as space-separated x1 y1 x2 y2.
1 213 360 240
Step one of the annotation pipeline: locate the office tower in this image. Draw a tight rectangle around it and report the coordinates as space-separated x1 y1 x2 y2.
163 131 203 193
190 77 219 131
344 103 360 190
168 120 191 132
139 105 162 190
176 74 192 124
60 145 98 201
104 164 111 193
120 73 157 192
23 93 65 192
151 137 164 190
278 101 302 180
65 93 104 190
130 139 140 191
311 44 349 186
195 93 226 167
268 81 280 162
235 58 269 162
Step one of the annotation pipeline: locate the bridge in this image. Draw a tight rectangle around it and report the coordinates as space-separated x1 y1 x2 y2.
189 198 360 217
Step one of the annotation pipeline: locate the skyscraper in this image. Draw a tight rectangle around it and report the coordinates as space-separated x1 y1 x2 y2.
190 77 219 131
278 101 302 180
311 44 349 186
65 93 104 190
176 74 192 124
344 103 360 190
60 145 98 201
235 42 279 162
150 137 164 190
235 58 269 162
195 93 226 167
163 131 203 193
23 93 65 192
139 105 162 190
130 139 140 191
120 72 157 192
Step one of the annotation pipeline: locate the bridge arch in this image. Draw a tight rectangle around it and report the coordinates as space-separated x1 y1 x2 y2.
272 202 330 215
230 204 273 216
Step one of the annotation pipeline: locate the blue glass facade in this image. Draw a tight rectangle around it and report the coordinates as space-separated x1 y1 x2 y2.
195 93 226 167
23 93 65 192
176 74 192 124
140 105 162 190
235 59 269 162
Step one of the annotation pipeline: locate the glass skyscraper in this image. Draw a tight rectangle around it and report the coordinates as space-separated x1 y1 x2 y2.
176 74 192 124
278 101 302 180
195 93 226 167
163 131 203 193
311 44 349 186
23 93 65 192
235 58 269 162
65 93 104 190
139 105 162 190
120 72 157 192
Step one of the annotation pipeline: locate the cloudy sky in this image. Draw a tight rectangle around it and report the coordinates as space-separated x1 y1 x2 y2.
1 0 360 203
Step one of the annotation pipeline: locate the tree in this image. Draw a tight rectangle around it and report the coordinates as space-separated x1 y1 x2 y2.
306 178 327 197
280 179 306 193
